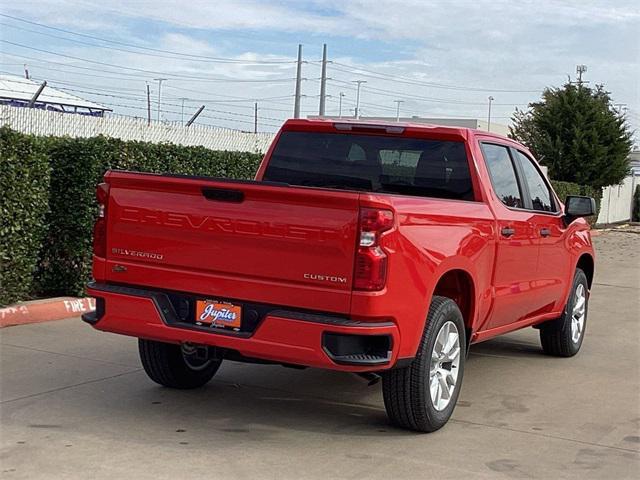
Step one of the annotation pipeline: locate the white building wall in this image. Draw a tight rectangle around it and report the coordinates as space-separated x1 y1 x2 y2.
0 105 276 153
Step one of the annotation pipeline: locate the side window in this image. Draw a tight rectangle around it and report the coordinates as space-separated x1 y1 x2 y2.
515 151 555 212
482 144 523 208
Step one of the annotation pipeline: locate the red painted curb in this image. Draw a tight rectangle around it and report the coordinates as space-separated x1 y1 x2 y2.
0 297 95 328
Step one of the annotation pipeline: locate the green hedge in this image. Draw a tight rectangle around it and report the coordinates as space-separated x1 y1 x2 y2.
0 128 50 305
0 127 262 305
36 137 262 297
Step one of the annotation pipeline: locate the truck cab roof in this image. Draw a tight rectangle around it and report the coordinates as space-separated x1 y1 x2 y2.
282 118 515 144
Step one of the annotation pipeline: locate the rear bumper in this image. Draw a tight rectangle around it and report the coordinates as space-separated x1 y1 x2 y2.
84 283 403 372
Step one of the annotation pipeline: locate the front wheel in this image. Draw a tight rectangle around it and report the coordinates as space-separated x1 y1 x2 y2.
382 296 466 432
539 268 589 357
138 339 222 389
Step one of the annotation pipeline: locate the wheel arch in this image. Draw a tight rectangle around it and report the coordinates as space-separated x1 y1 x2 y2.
576 253 594 289
431 268 476 345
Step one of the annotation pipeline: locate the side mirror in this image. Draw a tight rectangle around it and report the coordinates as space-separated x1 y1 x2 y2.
564 195 596 224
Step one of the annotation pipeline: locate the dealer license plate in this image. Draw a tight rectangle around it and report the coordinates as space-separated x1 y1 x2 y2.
195 299 242 330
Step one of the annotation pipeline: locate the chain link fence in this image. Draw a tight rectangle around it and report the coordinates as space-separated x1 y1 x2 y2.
0 105 276 153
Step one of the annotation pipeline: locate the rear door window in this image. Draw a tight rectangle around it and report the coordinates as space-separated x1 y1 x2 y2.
514 150 556 212
481 143 523 209
263 131 475 201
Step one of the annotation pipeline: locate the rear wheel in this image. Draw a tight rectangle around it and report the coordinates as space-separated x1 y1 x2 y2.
382 296 466 432
539 268 589 357
138 339 222 389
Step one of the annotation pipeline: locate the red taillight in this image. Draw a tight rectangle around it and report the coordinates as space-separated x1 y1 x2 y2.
93 183 109 258
354 208 394 291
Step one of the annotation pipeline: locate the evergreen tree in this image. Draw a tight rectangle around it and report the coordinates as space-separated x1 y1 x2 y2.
509 82 633 190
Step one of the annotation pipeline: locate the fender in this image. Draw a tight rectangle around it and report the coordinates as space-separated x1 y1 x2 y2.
406 257 480 357
562 221 595 306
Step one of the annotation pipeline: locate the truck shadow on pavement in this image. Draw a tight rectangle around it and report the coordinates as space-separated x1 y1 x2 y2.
57 335 551 439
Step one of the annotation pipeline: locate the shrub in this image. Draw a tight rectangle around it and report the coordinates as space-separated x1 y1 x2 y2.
551 180 602 226
34 137 114 296
0 127 50 306
34 135 262 297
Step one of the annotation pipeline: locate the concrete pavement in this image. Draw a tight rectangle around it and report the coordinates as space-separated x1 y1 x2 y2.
1 230 639 479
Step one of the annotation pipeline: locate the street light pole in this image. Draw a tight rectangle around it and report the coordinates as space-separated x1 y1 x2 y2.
154 78 167 122
394 100 404 122
353 80 366 119
487 96 494 132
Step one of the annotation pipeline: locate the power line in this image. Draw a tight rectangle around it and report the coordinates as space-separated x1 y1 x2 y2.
16 72 295 110
330 61 541 93
0 40 298 83
3 84 286 126
0 22 297 69
327 79 527 106
96 100 283 128
0 64 296 113
0 14 296 65
52 86 287 122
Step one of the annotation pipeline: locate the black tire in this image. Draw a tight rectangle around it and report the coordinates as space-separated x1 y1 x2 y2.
539 268 589 357
138 339 222 389
382 296 466 432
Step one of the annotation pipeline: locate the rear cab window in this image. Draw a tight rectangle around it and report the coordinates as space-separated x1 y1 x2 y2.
263 131 476 201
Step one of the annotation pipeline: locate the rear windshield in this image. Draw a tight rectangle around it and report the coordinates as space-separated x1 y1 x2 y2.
263 131 475 200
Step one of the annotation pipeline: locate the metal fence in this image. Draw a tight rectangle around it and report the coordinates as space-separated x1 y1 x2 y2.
0 105 276 153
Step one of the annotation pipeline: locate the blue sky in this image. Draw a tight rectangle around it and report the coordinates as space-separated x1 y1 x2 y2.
1 0 638 136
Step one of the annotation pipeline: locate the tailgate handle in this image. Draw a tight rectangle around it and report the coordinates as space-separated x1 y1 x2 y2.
201 187 244 203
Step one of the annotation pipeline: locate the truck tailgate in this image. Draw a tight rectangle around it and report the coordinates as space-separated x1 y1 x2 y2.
102 171 360 314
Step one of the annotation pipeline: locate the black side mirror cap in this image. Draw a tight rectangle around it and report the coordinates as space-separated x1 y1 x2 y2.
564 195 596 225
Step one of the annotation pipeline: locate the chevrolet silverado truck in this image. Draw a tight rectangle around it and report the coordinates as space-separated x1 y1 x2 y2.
83 119 596 432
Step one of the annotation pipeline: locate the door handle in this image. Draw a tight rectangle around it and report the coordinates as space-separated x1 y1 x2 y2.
201 187 244 203
540 228 551 237
501 227 515 238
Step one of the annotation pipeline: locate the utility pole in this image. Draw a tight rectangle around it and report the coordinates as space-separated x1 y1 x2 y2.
254 102 258 133
181 98 186 125
576 64 587 85
394 100 404 122
293 44 303 118
146 83 151 125
487 96 494 132
318 44 328 116
353 80 366 119
186 105 205 127
154 78 166 121
338 92 345 118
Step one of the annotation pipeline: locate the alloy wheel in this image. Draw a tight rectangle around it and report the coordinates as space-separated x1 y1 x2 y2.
571 283 586 343
429 320 461 411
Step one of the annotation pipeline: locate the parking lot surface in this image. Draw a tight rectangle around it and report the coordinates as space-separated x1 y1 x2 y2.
1 229 639 479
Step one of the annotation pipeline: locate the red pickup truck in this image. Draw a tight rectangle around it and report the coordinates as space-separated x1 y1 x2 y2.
83 119 596 432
